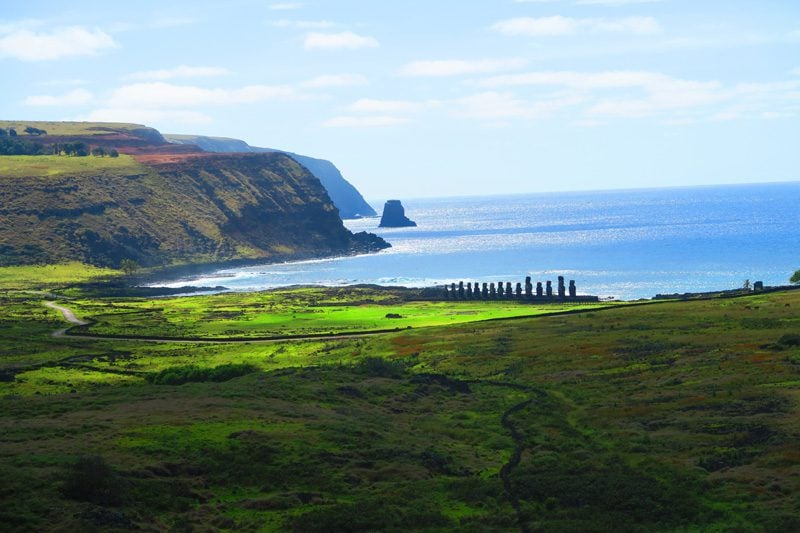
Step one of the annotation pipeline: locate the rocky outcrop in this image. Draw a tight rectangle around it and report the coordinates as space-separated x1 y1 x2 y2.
164 134 376 219
379 200 417 228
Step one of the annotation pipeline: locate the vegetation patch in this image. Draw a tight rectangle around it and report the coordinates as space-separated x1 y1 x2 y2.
146 363 258 385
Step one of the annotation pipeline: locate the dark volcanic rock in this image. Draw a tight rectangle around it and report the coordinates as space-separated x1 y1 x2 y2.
379 200 417 228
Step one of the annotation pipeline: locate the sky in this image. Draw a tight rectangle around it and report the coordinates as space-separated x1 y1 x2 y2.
2 1 799 199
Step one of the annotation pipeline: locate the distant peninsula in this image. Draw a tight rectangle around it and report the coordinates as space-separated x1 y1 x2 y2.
379 200 417 228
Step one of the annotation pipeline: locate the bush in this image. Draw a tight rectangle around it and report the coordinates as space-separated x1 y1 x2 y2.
353 356 407 378
776 333 800 348
147 363 257 385
0 137 44 155
290 497 451 532
62 455 123 506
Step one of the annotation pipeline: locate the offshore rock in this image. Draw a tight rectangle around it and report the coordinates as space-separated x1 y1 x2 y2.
379 200 417 228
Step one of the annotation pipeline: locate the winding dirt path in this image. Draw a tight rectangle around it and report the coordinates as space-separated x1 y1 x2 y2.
45 301 89 326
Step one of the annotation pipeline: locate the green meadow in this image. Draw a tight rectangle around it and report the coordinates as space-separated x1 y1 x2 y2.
0 153 143 178
1 281 800 531
68 287 614 339
0 262 119 289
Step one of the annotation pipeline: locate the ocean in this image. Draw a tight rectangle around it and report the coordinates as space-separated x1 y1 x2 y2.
154 182 800 300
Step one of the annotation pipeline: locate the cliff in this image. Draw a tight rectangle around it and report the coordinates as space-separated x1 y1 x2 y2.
164 134 376 219
379 200 417 228
0 121 388 268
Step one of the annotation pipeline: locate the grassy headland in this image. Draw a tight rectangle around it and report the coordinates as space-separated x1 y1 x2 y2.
0 121 387 269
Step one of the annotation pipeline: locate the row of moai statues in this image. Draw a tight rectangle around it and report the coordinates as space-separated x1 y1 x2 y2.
444 275 577 299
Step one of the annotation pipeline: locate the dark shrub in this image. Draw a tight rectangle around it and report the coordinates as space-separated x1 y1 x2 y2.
354 357 407 378
147 363 257 385
62 455 123 506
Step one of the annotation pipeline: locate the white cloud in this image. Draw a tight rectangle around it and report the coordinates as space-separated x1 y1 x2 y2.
106 82 299 108
304 31 379 50
81 108 212 125
475 68 800 121
272 19 336 29
270 2 304 10
302 74 368 88
347 99 429 114
456 91 583 120
479 70 724 118
323 115 410 127
126 65 230 81
491 16 660 37
0 26 116 61
23 88 93 106
479 70 695 91
399 58 527 77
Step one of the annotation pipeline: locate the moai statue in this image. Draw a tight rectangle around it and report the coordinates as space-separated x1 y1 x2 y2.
525 276 533 298
516 282 522 298
489 282 497 298
558 276 566 298
475 282 481 299
444 284 450 298
569 280 577 297
482 282 489 298
753 281 764 291
458 281 465 299
546 280 553 297
466 282 473 298
451 283 457 298
506 282 513 298
536 282 543 297
497 282 504 297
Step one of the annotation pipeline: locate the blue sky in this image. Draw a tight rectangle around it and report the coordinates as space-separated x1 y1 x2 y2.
2 1 799 199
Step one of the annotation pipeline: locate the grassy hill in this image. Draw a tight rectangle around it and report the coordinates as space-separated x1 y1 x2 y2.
1 286 799 530
0 121 387 268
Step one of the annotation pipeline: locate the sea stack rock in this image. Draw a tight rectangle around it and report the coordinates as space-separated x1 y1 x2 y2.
379 200 417 228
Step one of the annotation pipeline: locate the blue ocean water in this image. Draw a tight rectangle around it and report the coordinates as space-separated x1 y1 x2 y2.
154 182 800 300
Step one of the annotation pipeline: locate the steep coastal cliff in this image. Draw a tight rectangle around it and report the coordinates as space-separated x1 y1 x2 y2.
0 121 388 267
164 134 376 219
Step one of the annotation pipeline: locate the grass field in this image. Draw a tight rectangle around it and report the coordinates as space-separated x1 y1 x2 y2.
0 263 119 289
0 153 144 178
68 287 615 339
1 285 800 531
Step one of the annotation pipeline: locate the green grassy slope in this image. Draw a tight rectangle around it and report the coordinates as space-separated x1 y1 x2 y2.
1 288 799 530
